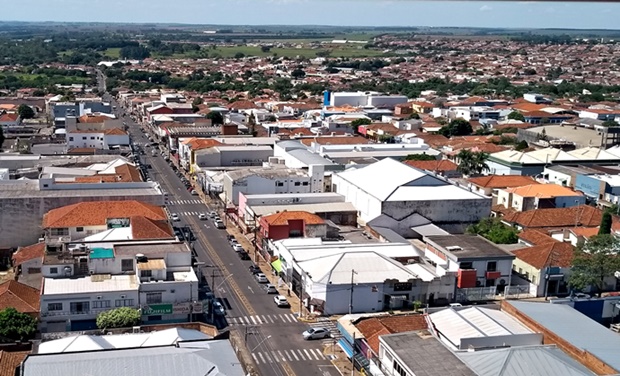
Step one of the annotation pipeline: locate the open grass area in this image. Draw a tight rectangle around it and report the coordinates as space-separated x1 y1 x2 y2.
210 45 385 58
103 47 121 59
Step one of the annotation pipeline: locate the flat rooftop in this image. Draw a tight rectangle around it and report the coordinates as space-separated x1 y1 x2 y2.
0 182 163 200
114 242 189 257
424 235 515 260
250 202 357 216
43 275 138 295
380 331 476 376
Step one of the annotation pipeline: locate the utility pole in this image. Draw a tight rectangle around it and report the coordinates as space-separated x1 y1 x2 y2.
349 269 357 315
253 211 260 263
299 273 304 319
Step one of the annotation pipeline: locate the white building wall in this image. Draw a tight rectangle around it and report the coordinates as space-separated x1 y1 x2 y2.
543 167 573 186
331 174 382 223
330 93 368 107
67 132 105 149
104 134 130 146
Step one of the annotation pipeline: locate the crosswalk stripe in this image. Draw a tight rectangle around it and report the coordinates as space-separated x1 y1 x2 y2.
258 352 266 364
267 315 275 323
282 314 292 323
287 314 297 322
263 352 273 363
312 349 324 360
270 351 280 362
278 350 287 362
290 349 299 361
252 353 259 364
303 349 311 360
251 316 259 325
296 349 305 360
261 315 269 323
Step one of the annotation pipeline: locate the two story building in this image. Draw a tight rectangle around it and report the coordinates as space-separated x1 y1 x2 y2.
496 184 585 211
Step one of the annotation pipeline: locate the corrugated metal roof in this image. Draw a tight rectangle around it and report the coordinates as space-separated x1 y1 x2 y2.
457 345 595 376
508 301 620 372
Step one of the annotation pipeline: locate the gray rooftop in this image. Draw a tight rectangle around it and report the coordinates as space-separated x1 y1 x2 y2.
457 345 595 376
545 165 600 176
22 341 244 376
424 235 515 260
288 148 336 166
0 182 163 200
507 300 620 373
380 331 476 376
114 242 189 257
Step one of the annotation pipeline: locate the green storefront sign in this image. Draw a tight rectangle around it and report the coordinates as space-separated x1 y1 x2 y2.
142 303 173 316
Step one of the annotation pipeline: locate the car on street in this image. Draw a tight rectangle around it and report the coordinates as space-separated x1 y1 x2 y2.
198 213 208 220
248 265 261 274
190 189 198 195
266 284 278 294
212 301 226 316
227 235 237 244
170 213 180 222
232 244 244 252
255 273 269 283
210 211 218 218
215 220 226 229
273 295 290 308
237 251 250 260
302 327 330 340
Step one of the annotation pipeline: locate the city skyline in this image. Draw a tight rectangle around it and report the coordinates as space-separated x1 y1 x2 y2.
1 0 619 30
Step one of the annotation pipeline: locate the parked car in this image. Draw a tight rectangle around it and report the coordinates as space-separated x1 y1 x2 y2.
273 295 290 308
198 213 208 220
209 211 218 218
212 301 226 316
255 273 269 283
302 327 330 340
237 251 250 260
249 265 261 274
232 244 244 252
266 284 278 294
190 189 198 195
170 213 180 222
215 220 226 229
228 235 237 245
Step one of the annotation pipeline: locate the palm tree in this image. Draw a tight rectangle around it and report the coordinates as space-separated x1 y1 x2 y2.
457 150 490 177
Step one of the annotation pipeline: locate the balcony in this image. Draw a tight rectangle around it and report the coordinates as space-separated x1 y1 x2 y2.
486 271 501 280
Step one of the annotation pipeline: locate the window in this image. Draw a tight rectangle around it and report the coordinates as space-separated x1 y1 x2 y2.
90 137 95 140
525 272 530 280
393 360 409 376
302 182 309 186
487 261 497 272
92 300 111 309
121 259 134 272
518 268 523 275
294 182 301 186
48 303 63 311
141 270 152 278
70 301 90 314
50 267 58 274
82 136 87 140
69 137 74 141
50 228 69 236
146 292 162 304
115 299 134 307
276 181 284 187
460 262 473 270
532 275 537 284
76 227 84 232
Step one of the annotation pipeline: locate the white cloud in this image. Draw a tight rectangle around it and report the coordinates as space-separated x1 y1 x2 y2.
479 5 492 12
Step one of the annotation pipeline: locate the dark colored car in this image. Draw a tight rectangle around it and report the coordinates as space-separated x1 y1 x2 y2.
237 251 250 260
248 265 261 274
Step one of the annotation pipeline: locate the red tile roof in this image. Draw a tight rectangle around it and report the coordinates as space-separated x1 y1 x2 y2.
502 205 602 229
130 216 174 240
0 351 30 376
263 211 324 226
355 315 428 354
0 280 40 314
299 136 369 146
468 175 538 189
43 201 166 228
403 159 458 172
12 243 44 267
518 229 556 245
512 242 574 269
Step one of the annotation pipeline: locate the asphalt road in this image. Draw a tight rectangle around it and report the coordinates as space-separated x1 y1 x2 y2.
111 96 339 376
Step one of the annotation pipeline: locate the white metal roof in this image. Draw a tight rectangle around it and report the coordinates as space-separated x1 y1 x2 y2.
43 275 138 295
251 202 356 216
387 185 483 202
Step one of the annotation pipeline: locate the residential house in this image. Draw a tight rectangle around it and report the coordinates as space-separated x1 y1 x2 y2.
496 184 585 211
500 205 603 231
0 112 21 129
257 211 327 249
67 128 130 149
423 235 515 293
468 175 538 206
542 165 600 188
0 280 40 318
410 101 435 114
12 242 45 285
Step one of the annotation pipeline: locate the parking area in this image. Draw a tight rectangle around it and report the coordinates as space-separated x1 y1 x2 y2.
527 125 604 147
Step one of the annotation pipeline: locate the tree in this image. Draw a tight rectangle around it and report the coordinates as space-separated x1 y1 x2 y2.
515 140 529 151
602 120 620 128
234 52 245 59
260 46 271 53
438 118 473 137
408 112 420 120
404 154 437 161
17 104 35 119
0 308 37 342
569 234 620 297
507 111 525 121
466 218 518 244
350 118 371 128
291 68 306 79
457 150 489 177
599 211 612 235
96 307 141 329
206 111 224 125
192 97 203 106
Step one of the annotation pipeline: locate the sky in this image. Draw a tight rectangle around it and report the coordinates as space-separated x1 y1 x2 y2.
1 0 619 30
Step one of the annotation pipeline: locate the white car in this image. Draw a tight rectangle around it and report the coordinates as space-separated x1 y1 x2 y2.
273 295 290 307
266 284 278 294
198 213 207 220
255 273 269 283
302 327 330 340
170 213 180 222
232 244 244 252
190 189 198 196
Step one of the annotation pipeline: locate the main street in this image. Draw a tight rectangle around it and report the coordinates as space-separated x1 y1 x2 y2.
108 93 339 376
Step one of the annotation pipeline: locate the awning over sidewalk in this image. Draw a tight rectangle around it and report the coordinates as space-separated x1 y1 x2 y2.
338 338 354 358
271 259 283 273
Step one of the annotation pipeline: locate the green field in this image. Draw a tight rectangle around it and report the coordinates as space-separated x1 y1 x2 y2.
103 47 121 59
209 45 384 58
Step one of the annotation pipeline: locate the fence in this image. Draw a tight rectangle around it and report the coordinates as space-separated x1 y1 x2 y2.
456 286 497 302
504 285 534 300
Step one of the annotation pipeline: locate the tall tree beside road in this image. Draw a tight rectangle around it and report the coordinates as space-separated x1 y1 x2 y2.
569 234 620 297
0 308 37 342
457 150 490 177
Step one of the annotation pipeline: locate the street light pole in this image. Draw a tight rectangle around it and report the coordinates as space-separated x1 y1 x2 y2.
349 269 357 315
250 335 272 352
